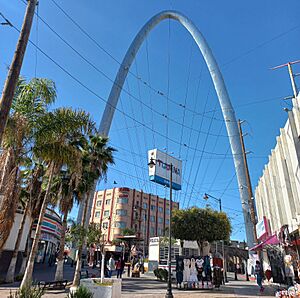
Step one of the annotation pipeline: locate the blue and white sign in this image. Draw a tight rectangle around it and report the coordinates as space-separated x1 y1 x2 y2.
148 149 182 190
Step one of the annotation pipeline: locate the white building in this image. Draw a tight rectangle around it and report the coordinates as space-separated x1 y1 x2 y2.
255 94 300 238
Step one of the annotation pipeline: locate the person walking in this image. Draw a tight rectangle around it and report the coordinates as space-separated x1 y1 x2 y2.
255 260 264 292
116 258 123 278
107 255 115 278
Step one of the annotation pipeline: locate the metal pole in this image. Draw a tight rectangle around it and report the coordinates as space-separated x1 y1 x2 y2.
287 63 298 99
143 211 147 257
165 163 173 298
100 234 105 283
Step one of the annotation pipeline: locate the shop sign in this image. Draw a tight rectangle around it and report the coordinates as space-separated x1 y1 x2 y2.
149 237 159 246
256 216 270 240
148 149 182 190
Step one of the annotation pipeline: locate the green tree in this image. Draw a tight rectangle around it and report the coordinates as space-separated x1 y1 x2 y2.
0 78 56 253
122 228 136 236
171 207 231 254
72 134 115 287
20 108 92 288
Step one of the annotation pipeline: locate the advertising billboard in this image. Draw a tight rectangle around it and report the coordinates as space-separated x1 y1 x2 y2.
256 216 270 240
148 149 182 190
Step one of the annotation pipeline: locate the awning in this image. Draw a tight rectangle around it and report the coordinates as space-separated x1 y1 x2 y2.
249 234 280 251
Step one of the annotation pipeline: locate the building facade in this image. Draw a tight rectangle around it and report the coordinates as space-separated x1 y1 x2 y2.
255 94 300 241
89 187 179 253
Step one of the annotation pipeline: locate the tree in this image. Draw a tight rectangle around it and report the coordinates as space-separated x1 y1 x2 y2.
0 78 56 253
72 134 115 287
122 228 136 236
20 108 92 288
171 207 231 254
54 170 81 281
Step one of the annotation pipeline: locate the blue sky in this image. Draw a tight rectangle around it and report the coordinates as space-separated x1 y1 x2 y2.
1 0 300 241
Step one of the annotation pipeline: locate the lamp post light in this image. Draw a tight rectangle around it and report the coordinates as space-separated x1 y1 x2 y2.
203 193 228 283
148 157 173 298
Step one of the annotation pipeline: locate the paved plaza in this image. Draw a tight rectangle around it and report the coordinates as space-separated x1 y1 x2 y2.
0 263 279 297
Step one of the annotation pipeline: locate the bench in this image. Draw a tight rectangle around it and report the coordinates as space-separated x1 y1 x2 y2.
37 280 68 290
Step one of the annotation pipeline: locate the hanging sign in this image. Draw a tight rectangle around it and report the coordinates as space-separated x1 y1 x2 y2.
148 149 182 190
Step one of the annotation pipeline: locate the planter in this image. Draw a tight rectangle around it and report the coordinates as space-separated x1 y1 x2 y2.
79 278 121 298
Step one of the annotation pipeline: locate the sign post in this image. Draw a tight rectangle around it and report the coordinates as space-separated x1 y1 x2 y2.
148 149 182 298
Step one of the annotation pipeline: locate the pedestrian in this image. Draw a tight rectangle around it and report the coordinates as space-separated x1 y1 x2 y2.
116 258 123 278
255 260 264 292
107 255 115 278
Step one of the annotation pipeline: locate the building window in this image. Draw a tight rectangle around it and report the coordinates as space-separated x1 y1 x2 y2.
103 222 108 229
150 205 156 211
158 228 163 236
116 209 127 216
105 199 111 205
114 221 126 229
158 206 163 213
150 215 155 222
166 219 169 225
150 227 155 235
136 201 139 206
96 200 102 207
104 210 110 217
143 203 148 209
95 211 100 218
166 209 170 215
106 193 112 196
117 197 128 204
158 217 163 224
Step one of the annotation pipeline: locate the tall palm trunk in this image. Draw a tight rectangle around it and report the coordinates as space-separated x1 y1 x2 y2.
72 193 89 287
19 223 32 275
5 202 29 283
54 211 68 281
0 166 20 254
20 163 55 288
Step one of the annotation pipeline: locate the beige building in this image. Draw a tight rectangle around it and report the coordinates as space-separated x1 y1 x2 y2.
255 94 300 236
89 187 179 252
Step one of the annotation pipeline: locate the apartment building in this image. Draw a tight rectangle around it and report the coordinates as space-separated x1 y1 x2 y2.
255 94 300 238
89 187 179 252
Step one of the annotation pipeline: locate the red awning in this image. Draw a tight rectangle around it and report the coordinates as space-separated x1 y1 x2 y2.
249 234 280 251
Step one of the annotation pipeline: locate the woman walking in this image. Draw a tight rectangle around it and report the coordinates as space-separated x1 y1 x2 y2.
255 260 264 292
116 258 123 278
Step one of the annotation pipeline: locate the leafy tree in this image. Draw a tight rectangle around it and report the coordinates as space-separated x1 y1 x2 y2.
87 223 102 247
20 108 92 288
0 78 56 253
72 134 115 287
171 207 231 254
122 228 136 236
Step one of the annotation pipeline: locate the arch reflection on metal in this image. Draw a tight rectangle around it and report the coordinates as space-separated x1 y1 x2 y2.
99 10 254 247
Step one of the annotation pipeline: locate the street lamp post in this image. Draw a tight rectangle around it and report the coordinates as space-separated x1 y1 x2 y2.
203 193 228 283
148 157 173 298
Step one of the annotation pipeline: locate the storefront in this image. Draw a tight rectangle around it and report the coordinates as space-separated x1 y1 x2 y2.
32 208 62 264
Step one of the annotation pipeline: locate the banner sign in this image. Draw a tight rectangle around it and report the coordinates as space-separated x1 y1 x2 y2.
148 149 182 190
256 216 270 240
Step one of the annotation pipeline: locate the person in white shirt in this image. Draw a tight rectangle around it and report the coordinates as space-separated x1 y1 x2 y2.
107 255 115 278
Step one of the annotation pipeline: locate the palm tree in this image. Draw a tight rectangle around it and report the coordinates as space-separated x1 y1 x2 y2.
20 108 92 288
54 170 81 281
72 134 116 287
0 78 56 253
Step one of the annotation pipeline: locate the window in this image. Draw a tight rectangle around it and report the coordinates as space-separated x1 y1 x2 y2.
158 206 163 213
117 197 128 204
104 210 110 217
95 211 100 218
150 205 156 211
136 201 140 206
150 215 155 222
158 217 163 224
105 199 111 205
143 203 148 209
158 228 163 236
150 227 155 235
114 221 126 229
103 222 108 229
166 209 170 215
116 209 127 216
96 200 102 207
166 219 169 225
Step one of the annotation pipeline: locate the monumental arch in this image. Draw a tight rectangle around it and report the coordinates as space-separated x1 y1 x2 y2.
98 11 255 248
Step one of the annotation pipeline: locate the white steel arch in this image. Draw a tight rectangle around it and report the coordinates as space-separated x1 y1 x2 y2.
99 10 255 247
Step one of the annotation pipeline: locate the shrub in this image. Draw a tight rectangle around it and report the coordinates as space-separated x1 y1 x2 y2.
153 268 159 279
7 285 44 298
15 274 24 282
67 286 93 298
